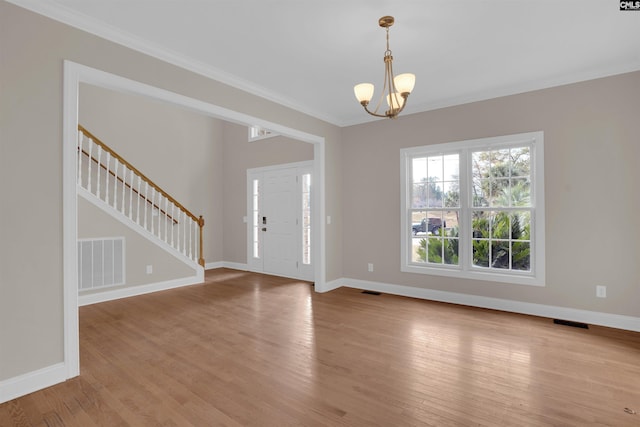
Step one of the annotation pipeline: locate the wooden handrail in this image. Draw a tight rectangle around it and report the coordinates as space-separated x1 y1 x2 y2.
79 125 199 222
79 148 178 224
79 125 205 267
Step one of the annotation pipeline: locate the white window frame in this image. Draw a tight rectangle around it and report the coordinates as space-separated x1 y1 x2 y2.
400 131 545 286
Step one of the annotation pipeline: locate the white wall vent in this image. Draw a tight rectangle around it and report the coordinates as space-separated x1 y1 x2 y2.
78 237 125 291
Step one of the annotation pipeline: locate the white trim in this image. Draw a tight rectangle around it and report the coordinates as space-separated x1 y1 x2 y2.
62 61 326 403
0 363 66 404
219 261 249 271
63 61 80 380
315 277 345 293
339 278 640 333
205 261 224 270
78 275 204 306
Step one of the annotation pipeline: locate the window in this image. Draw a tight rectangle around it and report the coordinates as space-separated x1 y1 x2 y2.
301 173 311 265
401 132 545 286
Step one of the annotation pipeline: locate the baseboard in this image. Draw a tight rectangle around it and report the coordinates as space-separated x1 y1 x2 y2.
315 277 345 293
0 363 66 404
205 261 248 271
339 277 640 332
79 273 204 306
205 261 224 270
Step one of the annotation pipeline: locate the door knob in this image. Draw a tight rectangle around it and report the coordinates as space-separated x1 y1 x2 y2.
261 227 267 232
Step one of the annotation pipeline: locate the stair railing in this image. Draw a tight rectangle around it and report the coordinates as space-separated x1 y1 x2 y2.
77 125 205 267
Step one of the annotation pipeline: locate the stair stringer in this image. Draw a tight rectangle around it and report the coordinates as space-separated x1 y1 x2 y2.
78 185 205 282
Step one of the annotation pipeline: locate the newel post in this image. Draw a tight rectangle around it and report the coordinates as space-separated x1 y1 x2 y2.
198 215 205 267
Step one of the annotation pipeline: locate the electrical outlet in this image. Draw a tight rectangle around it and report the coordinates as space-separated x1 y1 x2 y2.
596 285 606 298
368 263 374 272
146 265 153 275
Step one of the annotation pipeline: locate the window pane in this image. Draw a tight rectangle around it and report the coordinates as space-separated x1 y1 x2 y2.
443 237 459 265
412 157 427 183
512 241 531 271
443 154 459 181
472 151 490 179
443 181 459 208
473 178 489 207
412 237 426 263
412 182 427 208
491 241 510 269
510 146 530 177
428 156 443 181
444 211 459 237
491 149 510 177
302 173 311 193
473 239 489 267
492 212 510 239
472 211 489 238
511 211 530 240
492 178 510 207
427 237 442 263
510 177 531 207
427 181 443 208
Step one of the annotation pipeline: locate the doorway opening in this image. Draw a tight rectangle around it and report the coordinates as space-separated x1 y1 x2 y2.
63 61 326 380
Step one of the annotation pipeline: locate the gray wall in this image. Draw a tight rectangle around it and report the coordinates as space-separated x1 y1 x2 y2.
0 1 342 382
341 71 640 317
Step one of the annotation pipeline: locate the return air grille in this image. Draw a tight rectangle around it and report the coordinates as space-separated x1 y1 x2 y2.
78 238 125 291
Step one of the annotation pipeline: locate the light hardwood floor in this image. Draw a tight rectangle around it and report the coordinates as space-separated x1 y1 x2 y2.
2 268 639 426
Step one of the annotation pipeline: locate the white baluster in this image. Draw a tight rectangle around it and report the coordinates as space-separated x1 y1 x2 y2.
143 181 149 229
158 193 166 239
176 209 180 251
170 204 175 247
104 152 111 205
77 131 83 187
189 219 194 260
150 187 156 235
164 197 169 243
136 176 142 224
87 139 93 193
113 158 119 209
121 163 126 214
96 146 102 199
182 211 187 254
129 169 134 219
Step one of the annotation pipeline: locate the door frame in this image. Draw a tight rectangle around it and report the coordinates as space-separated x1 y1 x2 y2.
63 61 326 380
246 161 314 281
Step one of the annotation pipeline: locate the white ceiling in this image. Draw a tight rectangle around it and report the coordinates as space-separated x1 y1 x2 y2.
9 0 640 127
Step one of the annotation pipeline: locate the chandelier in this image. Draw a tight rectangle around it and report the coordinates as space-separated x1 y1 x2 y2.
354 16 416 119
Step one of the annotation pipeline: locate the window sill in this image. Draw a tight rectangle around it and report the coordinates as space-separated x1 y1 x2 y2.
401 263 545 287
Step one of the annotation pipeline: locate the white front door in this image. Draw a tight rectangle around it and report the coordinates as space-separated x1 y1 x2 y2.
247 162 313 281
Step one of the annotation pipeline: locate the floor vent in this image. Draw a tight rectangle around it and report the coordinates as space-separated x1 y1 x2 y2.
78 237 125 291
553 319 589 329
362 290 381 295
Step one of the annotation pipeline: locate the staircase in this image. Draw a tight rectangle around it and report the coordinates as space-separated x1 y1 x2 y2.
76 125 205 281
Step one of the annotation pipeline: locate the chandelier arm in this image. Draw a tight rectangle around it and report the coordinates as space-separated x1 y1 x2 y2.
361 103 390 118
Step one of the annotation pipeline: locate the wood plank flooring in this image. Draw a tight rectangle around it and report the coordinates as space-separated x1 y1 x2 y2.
1 268 639 426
